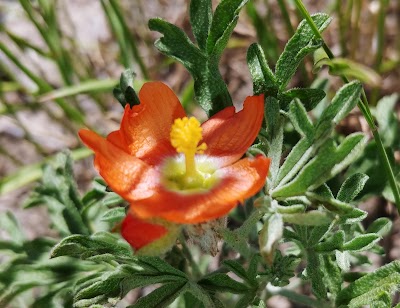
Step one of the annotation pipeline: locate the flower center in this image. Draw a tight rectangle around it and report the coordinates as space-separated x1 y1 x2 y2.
169 117 208 189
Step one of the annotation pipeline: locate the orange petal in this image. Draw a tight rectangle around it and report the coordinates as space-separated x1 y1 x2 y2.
201 94 264 167
130 155 271 224
119 82 186 165
121 214 167 250
79 129 158 201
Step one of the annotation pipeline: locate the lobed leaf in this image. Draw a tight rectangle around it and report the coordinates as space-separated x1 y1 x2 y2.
199 273 249 294
206 0 249 57
247 43 278 95
128 281 187 308
190 0 212 51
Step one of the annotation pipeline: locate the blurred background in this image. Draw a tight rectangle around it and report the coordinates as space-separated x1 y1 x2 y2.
0 0 399 305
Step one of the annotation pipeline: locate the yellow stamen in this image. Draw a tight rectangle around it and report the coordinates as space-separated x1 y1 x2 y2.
170 117 207 180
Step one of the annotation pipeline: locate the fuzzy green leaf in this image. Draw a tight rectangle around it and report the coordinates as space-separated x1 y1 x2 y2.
342 234 381 252
129 281 188 308
50 232 133 261
282 210 333 226
259 213 283 264
275 13 331 89
288 99 314 138
199 273 249 293
206 0 249 56
247 43 278 95
190 0 212 51
266 96 284 188
149 18 231 116
0 212 24 245
315 231 345 252
315 81 362 139
336 261 400 307
279 87 326 111
366 218 393 237
100 207 126 223
337 173 369 202
306 249 327 299
276 138 314 186
273 133 367 198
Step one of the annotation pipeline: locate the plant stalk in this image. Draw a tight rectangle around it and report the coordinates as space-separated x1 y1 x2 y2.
293 0 400 211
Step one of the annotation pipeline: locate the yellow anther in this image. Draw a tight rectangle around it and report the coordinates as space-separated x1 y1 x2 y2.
170 117 207 181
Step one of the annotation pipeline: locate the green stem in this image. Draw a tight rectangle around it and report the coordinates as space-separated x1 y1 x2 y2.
293 0 400 211
370 0 389 105
277 0 294 36
179 235 202 279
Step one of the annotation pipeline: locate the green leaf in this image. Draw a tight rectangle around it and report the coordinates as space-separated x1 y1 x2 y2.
282 210 333 226
279 87 326 111
129 281 187 308
0 211 24 245
113 69 141 108
376 94 400 147
275 13 331 89
199 273 248 294
266 97 284 188
50 232 133 261
322 255 342 301
313 54 381 87
336 261 400 307
306 249 327 299
24 152 89 236
276 138 314 186
259 213 283 264
366 218 393 237
190 0 212 51
315 81 362 139
247 43 278 95
184 282 215 307
337 173 369 202
273 133 367 198
262 250 300 287
342 234 380 252
223 260 251 284
206 0 249 57
149 18 231 116
100 207 126 223
287 99 314 139
149 18 204 74
222 209 263 257
315 231 345 252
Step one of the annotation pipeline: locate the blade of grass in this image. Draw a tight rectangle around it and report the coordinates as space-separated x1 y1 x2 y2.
370 0 389 105
19 0 74 85
293 0 400 211
0 148 92 196
0 40 85 126
38 79 119 102
101 0 132 69
277 0 295 36
108 0 149 79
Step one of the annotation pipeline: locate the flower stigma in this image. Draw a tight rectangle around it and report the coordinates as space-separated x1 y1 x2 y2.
164 117 216 191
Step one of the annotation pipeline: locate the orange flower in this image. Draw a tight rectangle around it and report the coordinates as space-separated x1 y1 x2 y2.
79 82 270 253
